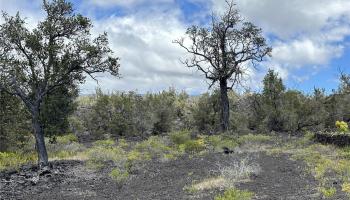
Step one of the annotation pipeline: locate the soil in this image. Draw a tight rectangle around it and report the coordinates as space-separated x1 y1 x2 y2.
1 140 348 200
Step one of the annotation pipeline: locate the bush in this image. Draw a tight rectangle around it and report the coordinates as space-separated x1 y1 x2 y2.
336 121 349 133
342 182 350 194
56 134 78 144
320 187 336 198
79 88 189 138
181 139 206 153
86 142 126 169
109 168 129 184
214 188 253 200
190 92 220 133
169 130 191 145
204 135 238 151
135 136 171 159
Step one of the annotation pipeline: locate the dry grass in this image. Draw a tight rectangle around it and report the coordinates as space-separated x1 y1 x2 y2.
186 156 260 193
190 177 227 191
218 157 261 188
49 152 89 161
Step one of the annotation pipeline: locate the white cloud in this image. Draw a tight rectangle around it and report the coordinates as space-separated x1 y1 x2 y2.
86 0 174 8
81 11 208 94
0 0 43 28
233 0 350 39
209 0 350 84
272 39 343 67
3 0 350 93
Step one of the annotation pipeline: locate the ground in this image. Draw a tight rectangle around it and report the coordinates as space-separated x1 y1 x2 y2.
0 135 348 200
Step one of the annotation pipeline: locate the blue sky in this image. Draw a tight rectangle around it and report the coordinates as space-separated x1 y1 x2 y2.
1 0 350 95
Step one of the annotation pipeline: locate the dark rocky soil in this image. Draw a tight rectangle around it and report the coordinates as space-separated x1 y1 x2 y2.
1 148 347 199
238 154 329 200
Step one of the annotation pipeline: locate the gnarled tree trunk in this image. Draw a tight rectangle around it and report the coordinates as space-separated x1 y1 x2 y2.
219 79 229 132
31 105 49 167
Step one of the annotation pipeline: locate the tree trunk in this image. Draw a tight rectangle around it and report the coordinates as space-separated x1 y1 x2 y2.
32 107 49 167
219 79 229 132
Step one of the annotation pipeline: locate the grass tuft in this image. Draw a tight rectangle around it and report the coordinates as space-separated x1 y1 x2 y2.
214 188 253 200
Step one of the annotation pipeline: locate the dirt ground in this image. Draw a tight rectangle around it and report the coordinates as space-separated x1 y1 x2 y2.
1 139 348 200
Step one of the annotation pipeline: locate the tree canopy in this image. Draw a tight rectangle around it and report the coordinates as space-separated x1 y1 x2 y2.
175 0 271 131
0 0 120 166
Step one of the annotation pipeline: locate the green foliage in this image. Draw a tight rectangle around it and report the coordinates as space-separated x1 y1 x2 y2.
109 168 129 184
298 131 315 146
181 138 206 153
247 70 328 132
169 130 191 145
204 135 238 151
190 92 220 133
40 86 78 138
86 141 125 169
168 131 207 153
261 69 285 131
0 0 119 165
214 188 253 200
82 88 189 138
320 187 336 198
342 182 350 194
135 136 172 159
56 134 78 144
0 152 36 171
335 121 349 133
0 90 31 151
46 134 84 159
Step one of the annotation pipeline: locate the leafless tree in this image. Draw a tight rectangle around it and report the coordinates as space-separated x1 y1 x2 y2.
174 0 271 131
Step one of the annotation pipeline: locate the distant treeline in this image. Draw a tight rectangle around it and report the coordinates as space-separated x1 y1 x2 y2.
1 69 350 151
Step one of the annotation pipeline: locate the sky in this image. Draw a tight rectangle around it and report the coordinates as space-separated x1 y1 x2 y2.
1 0 350 95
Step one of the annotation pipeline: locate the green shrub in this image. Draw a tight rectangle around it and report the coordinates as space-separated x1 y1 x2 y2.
203 135 238 151
205 135 222 147
109 168 129 184
135 136 171 159
296 131 315 146
118 139 129 149
342 182 350 194
56 134 78 144
86 144 126 169
336 121 349 133
214 188 253 200
169 130 191 145
181 138 206 153
68 116 85 134
320 187 336 198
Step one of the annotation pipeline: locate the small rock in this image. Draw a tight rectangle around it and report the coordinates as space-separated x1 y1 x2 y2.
39 167 51 176
222 147 234 154
30 175 40 185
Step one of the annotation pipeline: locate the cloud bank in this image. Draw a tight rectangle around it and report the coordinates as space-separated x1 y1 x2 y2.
1 0 350 94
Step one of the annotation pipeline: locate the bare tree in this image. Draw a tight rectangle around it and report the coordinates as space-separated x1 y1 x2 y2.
174 1 271 131
0 0 120 167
